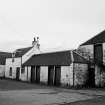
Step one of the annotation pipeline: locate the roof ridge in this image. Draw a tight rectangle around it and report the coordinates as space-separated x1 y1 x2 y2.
80 30 105 46
16 46 32 50
39 50 72 55
0 51 12 53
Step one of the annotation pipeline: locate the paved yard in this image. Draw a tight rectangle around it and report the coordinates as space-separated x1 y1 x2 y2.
0 79 105 105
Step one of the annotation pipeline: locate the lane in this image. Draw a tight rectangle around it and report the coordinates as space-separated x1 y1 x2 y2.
0 89 94 105
63 96 105 105
0 79 105 105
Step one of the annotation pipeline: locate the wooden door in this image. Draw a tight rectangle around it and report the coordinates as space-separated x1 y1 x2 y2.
31 66 36 83
48 66 54 85
94 44 103 63
54 66 61 86
16 67 20 81
88 68 95 87
36 66 40 83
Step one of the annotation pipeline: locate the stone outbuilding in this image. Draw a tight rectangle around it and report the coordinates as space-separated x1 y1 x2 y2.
78 30 105 87
23 50 89 87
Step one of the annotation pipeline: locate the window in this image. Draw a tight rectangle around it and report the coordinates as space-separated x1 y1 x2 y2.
16 67 20 71
9 67 12 76
12 53 15 62
21 67 25 74
12 58 15 62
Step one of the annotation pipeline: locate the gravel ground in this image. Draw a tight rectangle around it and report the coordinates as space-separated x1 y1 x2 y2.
62 96 105 105
0 79 105 105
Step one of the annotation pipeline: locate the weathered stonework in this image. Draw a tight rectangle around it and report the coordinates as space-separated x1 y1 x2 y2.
20 64 88 87
95 65 105 87
78 45 94 60
74 63 88 86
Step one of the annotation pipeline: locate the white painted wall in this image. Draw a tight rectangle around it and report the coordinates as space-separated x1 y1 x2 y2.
19 45 40 81
5 44 40 80
40 66 48 84
20 66 31 82
22 46 40 64
21 64 88 87
20 66 27 81
5 57 21 79
27 66 31 81
61 64 73 86
0 65 5 77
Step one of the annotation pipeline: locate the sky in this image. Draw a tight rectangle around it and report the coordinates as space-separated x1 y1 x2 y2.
0 0 105 52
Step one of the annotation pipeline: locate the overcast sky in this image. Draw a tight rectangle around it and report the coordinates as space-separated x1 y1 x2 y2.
0 0 105 52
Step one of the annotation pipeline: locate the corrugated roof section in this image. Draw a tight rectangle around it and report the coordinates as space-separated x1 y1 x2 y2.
80 30 105 45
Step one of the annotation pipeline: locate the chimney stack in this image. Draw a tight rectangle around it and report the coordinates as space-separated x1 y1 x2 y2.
32 36 40 49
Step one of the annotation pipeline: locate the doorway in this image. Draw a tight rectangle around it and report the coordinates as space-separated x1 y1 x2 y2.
88 67 95 87
48 66 54 85
54 66 61 86
36 66 40 83
31 66 36 83
16 67 20 81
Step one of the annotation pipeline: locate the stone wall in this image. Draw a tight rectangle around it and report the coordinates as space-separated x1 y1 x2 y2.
74 63 88 86
61 64 73 87
5 58 21 79
78 45 94 60
95 65 105 87
20 64 89 87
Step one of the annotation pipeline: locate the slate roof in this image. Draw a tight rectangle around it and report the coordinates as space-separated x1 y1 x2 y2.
23 50 88 66
0 52 12 65
13 47 32 58
80 30 105 46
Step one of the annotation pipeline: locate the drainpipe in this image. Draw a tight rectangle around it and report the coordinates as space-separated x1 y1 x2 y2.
53 66 55 85
71 50 74 87
27 66 28 81
20 54 22 81
21 55 22 69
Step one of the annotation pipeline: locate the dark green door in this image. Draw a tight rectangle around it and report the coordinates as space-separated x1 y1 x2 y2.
36 66 40 83
54 66 61 86
16 67 20 81
88 68 95 87
48 66 54 85
31 66 36 83
94 44 103 63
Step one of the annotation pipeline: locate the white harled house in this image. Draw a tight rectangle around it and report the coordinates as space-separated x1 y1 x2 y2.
5 37 40 81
